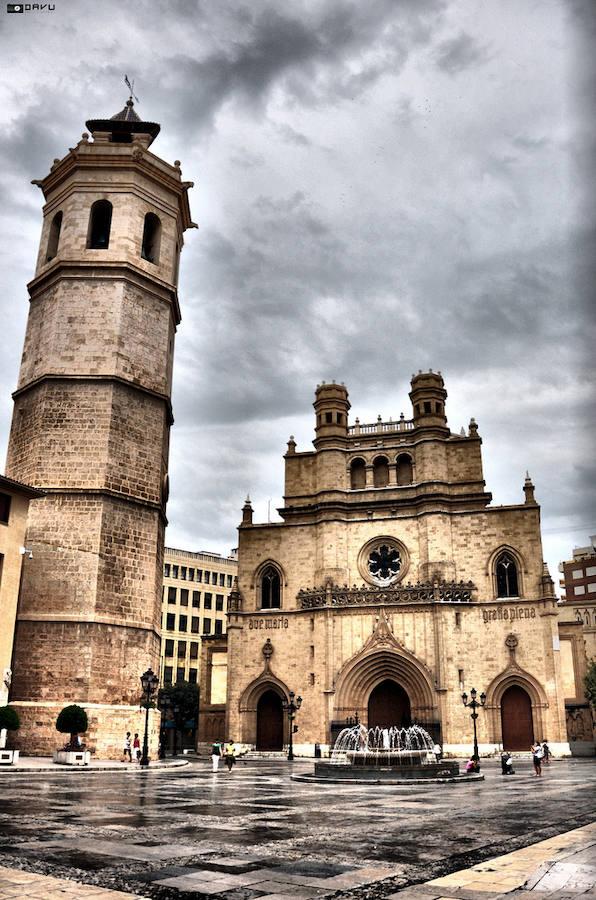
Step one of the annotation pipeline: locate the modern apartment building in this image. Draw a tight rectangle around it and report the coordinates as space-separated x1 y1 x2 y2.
559 537 596 603
160 547 237 686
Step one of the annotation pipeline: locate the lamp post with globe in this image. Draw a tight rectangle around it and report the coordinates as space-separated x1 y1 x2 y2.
139 668 159 767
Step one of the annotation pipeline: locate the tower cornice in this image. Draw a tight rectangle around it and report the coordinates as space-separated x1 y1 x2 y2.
33 140 197 233
27 260 182 326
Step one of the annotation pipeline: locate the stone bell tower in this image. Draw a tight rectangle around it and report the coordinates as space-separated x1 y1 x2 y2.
5 96 196 756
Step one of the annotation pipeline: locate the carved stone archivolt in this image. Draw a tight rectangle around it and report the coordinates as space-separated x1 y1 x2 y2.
297 580 476 610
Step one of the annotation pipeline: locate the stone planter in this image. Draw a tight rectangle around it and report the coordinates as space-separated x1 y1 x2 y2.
53 749 90 766
0 749 19 765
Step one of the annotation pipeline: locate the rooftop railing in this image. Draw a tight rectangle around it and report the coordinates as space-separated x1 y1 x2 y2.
348 415 414 435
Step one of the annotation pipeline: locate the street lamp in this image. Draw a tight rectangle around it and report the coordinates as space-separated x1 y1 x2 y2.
461 686 486 768
139 668 159 767
282 690 302 762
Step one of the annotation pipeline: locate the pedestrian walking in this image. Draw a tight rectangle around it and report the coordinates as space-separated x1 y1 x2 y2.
433 742 442 762
211 741 222 772
224 739 236 772
121 731 132 763
542 740 551 765
531 742 543 776
133 733 141 761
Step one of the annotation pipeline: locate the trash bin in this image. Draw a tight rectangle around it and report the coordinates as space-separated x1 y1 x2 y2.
314 743 321 758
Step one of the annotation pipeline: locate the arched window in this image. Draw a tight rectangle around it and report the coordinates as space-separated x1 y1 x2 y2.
396 453 413 485
141 212 162 264
496 552 519 598
260 566 281 609
350 458 366 490
87 200 113 249
46 211 63 261
373 456 389 487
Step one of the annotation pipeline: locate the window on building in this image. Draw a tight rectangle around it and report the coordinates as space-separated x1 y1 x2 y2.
423 401 432 414
87 199 113 249
574 585 586 595
0 493 11 524
166 612 175 630
179 615 188 632
196 570 202 582
180 566 187 580
167 586 176 604
373 456 389 488
325 411 333 423
176 667 185 683
350 458 366 490
141 212 161 264
180 589 189 606
572 569 583 579
178 641 187 657
191 616 200 633
164 563 170 577
203 618 211 634
172 565 179 579
190 642 199 660
163 666 173 685
396 454 413 486
219 573 225 587
192 591 200 608
261 566 281 609
337 413 343 425
46 211 63 261
455 611 461 628
215 620 223 635
204 593 212 609
204 571 210 585
588 583 596 593
227 574 232 588
188 668 198 684
189 568 195 581
586 566 596 577
495 551 519 598
164 639 174 657
215 594 224 611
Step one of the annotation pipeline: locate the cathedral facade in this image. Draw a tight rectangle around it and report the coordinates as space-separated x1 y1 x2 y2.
223 373 570 756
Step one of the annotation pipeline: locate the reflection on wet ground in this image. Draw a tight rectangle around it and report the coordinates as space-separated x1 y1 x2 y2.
0 758 594 898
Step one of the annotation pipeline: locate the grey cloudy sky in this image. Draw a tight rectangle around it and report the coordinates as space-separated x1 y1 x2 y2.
0 0 594 588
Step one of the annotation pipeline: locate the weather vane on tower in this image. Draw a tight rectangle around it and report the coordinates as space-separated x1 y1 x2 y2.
124 74 139 104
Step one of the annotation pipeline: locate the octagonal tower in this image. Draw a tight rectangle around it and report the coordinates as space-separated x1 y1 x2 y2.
5 97 196 756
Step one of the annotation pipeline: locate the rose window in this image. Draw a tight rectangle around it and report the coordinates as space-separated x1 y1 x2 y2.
368 544 402 585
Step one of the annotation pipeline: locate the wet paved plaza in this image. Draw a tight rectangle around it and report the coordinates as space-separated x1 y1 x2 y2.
0 757 594 899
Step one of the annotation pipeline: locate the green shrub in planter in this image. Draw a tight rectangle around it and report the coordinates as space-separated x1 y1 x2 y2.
56 704 88 749
0 706 20 732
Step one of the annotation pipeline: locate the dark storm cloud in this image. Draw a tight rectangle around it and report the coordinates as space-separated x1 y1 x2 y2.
434 31 490 75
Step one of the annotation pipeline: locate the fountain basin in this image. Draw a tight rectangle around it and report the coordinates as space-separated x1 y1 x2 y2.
313 759 460 781
296 723 483 784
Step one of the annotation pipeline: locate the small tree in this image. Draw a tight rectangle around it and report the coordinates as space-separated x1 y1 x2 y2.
0 707 20 732
585 659 596 711
56 704 88 750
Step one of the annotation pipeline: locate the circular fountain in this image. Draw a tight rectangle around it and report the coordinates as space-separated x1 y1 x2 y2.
298 724 481 784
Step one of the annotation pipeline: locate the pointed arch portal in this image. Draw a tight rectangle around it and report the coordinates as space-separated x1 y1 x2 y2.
501 685 534 750
368 679 412 728
256 689 284 750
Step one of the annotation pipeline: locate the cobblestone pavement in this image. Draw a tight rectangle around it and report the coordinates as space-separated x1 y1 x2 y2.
0 758 594 899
